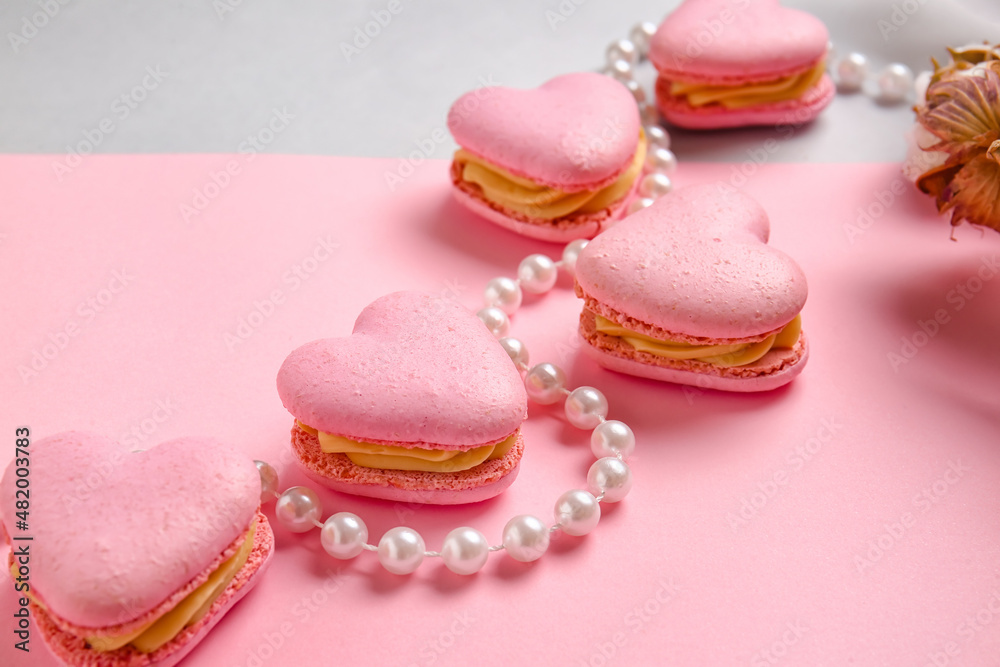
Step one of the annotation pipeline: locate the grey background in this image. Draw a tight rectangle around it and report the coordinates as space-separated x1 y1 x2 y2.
1 0 998 162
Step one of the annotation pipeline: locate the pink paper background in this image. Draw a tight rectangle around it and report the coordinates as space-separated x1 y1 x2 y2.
1 154 999 667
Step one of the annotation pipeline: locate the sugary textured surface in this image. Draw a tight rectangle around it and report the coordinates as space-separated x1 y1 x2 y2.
0 432 259 629
579 309 808 391
447 72 640 191
276 291 527 448
34 512 274 667
450 163 637 242
575 184 807 340
655 73 835 130
291 424 523 504
649 0 830 84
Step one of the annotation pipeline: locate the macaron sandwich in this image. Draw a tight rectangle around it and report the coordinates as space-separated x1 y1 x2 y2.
649 0 834 129
574 184 809 392
277 291 527 504
0 432 273 667
448 72 647 241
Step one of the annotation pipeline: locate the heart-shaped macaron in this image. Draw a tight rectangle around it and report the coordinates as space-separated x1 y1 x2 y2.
277 291 527 504
649 0 834 129
0 432 272 667
448 72 645 241
575 183 809 391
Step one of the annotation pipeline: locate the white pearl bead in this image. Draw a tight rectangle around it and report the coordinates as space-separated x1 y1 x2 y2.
591 420 636 460
877 63 914 104
606 38 638 66
627 197 655 215
377 527 425 575
524 363 567 405
476 306 510 338
275 486 322 533
646 146 677 173
629 22 658 58
638 172 673 199
644 125 671 150
564 386 609 429
587 457 633 503
499 337 529 368
560 239 588 278
484 277 522 315
440 527 490 575
321 512 368 560
639 103 660 126
554 489 601 536
624 79 646 104
254 460 278 504
517 254 558 294
500 337 528 368
503 515 550 563
835 52 868 92
607 59 633 82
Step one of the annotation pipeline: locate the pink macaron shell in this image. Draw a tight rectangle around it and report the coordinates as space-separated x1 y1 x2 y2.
34 512 274 667
447 72 640 191
649 0 830 83
276 291 526 448
0 432 260 630
290 424 523 505
575 184 807 340
656 73 835 130
450 172 637 242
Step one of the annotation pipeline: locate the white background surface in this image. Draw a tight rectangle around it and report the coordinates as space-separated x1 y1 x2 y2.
1 0 998 162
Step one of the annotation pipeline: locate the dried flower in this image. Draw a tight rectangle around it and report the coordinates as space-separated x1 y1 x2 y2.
907 43 1000 233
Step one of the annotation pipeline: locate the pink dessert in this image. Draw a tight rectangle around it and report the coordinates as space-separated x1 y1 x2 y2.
574 184 809 392
649 0 834 129
276 291 528 504
448 72 646 242
0 432 273 667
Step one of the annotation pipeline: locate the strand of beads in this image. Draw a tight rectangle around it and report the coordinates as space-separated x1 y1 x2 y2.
828 48 926 104
597 21 679 216
254 241 634 576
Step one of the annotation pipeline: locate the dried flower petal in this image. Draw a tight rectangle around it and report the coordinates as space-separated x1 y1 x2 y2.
910 48 1000 233
938 142 1000 232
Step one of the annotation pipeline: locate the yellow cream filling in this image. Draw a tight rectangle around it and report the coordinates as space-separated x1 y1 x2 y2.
312 427 517 473
455 130 647 220
594 313 801 368
670 61 826 109
17 520 257 654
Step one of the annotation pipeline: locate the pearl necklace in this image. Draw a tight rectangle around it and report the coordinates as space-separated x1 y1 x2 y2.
254 17 920 577
254 242 637 575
